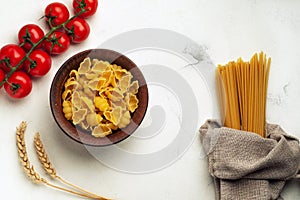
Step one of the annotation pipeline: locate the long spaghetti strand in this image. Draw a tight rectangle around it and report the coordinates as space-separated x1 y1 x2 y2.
216 52 270 137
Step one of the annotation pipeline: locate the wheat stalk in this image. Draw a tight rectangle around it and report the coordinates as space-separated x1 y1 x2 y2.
34 132 110 200
16 121 109 200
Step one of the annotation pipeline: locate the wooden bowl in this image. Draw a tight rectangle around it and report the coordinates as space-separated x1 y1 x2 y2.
50 49 148 146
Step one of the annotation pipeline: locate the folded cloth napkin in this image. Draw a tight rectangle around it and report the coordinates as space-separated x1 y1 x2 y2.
199 120 300 200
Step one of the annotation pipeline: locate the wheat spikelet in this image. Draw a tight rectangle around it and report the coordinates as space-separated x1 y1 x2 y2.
34 132 111 200
16 121 44 184
34 133 57 178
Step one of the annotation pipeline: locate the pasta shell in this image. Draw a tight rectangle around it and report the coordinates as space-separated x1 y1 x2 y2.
62 89 72 101
118 74 132 92
128 80 139 94
125 93 139 112
92 124 112 138
69 69 79 80
72 109 87 125
71 91 82 109
62 101 73 120
78 57 91 74
118 110 131 128
92 60 109 73
81 96 95 112
86 112 102 127
110 107 122 125
94 97 110 112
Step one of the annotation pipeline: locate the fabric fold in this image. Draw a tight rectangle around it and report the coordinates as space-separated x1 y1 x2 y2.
200 120 300 200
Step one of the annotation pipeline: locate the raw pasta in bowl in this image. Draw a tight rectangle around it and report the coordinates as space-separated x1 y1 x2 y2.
62 57 139 137
50 49 148 146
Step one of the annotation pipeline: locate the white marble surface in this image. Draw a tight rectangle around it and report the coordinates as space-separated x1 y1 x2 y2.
1 0 300 199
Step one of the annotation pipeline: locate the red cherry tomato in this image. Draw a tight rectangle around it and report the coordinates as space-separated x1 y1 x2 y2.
18 24 44 51
0 69 5 88
4 71 32 98
0 44 26 73
24 50 52 77
45 2 70 27
43 31 70 55
66 17 90 43
73 0 98 18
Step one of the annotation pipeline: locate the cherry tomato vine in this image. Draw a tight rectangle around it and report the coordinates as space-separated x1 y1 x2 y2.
0 0 98 99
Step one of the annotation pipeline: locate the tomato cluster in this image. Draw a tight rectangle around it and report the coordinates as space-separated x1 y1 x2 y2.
0 0 98 99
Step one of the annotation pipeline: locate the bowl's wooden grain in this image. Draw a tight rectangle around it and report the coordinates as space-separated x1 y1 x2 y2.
50 49 148 146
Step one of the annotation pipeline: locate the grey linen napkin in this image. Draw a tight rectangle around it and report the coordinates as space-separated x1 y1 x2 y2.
199 120 300 200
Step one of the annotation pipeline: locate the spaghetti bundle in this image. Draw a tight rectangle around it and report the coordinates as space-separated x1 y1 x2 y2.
216 52 271 137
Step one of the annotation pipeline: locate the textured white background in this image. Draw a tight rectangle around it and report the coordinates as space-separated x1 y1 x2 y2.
1 0 300 199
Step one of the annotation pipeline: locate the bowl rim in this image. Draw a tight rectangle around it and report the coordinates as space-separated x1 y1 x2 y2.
50 48 148 146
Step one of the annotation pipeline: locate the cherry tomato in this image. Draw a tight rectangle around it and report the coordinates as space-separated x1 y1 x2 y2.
18 24 44 51
0 69 5 88
45 2 70 27
73 0 98 18
65 17 90 43
43 31 70 55
4 71 32 98
24 50 52 77
0 44 26 73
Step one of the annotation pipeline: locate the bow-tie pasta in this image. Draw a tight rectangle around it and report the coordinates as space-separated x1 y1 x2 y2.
62 57 139 137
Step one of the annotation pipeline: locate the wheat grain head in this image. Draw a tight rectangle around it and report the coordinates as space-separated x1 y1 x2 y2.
16 122 44 183
34 132 57 178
